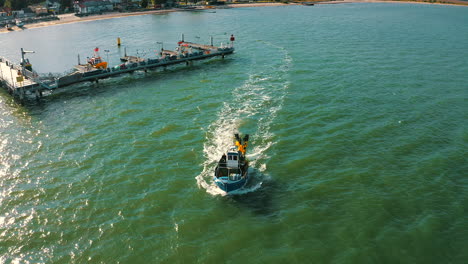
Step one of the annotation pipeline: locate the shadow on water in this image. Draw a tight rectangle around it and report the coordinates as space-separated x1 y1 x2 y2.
225 169 282 218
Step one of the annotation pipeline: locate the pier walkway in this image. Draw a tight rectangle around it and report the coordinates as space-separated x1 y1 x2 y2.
0 39 234 102
0 58 38 95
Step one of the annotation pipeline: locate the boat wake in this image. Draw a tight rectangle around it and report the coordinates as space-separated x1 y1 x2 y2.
196 41 292 196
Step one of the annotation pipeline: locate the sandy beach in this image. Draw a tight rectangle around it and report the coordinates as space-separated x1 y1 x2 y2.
1 9 178 33
1 1 466 34
317 0 468 5
0 3 288 34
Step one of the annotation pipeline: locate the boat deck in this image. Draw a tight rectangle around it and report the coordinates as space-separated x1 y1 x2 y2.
120 56 146 63
161 50 178 56
75 64 100 73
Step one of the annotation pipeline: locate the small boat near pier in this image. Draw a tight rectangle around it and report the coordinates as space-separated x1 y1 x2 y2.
87 47 108 69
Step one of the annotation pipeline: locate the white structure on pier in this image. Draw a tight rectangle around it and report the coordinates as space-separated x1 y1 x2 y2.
0 58 36 90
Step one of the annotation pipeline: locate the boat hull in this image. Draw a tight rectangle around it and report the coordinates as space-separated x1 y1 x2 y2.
93 62 108 69
214 173 249 193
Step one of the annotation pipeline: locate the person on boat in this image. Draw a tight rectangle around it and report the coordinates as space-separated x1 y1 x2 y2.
220 154 226 164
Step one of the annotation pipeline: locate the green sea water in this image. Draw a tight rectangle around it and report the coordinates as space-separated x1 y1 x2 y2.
1 3 467 263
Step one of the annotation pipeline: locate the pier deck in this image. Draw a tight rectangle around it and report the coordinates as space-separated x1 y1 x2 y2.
0 58 38 92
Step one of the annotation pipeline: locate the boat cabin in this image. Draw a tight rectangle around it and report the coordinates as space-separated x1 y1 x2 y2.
226 147 240 168
216 148 243 180
88 57 102 65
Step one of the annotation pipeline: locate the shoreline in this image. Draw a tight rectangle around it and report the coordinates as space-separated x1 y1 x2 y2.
0 3 289 33
0 9 179 33
1 1 466 34
316 0 468 5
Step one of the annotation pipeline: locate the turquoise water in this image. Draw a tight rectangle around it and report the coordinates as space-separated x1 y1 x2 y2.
1 3 467 263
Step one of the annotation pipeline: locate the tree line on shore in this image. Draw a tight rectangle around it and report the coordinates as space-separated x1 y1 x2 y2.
4 0 466 13
1 0 47 10
1 0 172 12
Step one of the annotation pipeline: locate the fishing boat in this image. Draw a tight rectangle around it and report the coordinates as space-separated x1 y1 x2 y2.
87 47 108 69
214 134 250 193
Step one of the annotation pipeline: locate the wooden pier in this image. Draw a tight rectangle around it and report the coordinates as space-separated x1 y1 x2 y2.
0 39 234 102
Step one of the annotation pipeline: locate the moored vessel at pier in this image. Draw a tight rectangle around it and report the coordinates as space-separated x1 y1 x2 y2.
87 47 108 69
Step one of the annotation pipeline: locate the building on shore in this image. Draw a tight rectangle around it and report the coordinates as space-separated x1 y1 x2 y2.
74 0 114 15
29 5 49 15
46 0 62 14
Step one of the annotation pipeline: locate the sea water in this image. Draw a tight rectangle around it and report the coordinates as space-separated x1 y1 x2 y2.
0 3 467 263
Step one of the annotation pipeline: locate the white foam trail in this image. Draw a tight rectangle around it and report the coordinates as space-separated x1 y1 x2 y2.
196 41 292 196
